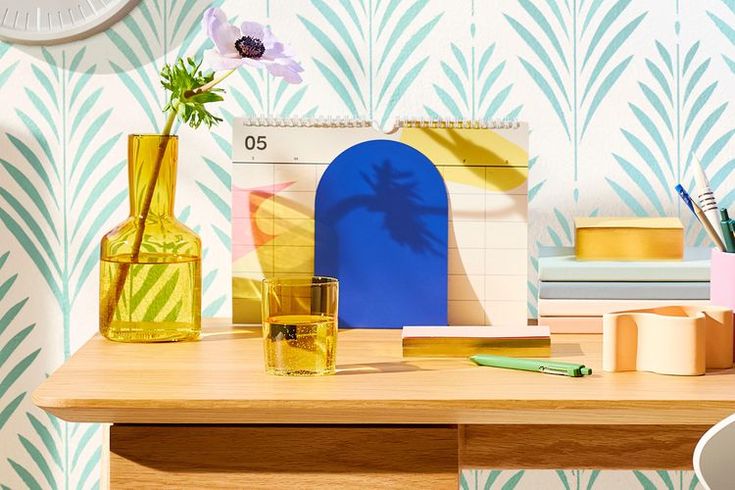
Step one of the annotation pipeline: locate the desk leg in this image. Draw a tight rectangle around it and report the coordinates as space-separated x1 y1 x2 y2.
460 425 710 469
109 424 458 489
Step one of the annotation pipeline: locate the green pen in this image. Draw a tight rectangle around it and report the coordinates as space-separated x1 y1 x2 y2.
470 354 592 377
719 209 735 253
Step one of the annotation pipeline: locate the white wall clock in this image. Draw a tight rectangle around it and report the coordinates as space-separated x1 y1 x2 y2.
0 0 139 45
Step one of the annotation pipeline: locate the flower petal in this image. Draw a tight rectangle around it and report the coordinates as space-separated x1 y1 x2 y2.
266 62 303 84
203 49 245 71
204 8 240 57
240 21 265 40
241 58 266 69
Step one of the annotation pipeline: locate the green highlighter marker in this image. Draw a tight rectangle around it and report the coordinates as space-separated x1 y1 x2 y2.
470 354 592 377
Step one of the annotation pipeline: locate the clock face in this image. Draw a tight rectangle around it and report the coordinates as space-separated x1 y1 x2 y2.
0 0 138 45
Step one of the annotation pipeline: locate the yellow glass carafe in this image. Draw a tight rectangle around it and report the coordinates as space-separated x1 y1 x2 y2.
99 135 201 342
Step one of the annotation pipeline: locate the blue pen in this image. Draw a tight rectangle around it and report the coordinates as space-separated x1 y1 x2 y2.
675 184 697 215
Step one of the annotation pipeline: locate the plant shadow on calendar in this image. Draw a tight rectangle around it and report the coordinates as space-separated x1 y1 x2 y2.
314 140 448 328
230 118 530 327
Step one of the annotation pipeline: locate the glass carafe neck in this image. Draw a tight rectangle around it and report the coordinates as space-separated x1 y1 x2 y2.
128 134 178 218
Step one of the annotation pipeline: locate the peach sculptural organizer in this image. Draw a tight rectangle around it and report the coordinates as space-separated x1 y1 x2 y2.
602 305 734 375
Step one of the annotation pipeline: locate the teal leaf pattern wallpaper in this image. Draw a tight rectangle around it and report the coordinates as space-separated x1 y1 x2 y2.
0 0 729 487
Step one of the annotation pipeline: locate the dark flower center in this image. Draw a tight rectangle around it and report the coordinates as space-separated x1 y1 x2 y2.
234 36 265 59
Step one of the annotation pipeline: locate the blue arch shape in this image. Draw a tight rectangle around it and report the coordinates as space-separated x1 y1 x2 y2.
315 140 448 328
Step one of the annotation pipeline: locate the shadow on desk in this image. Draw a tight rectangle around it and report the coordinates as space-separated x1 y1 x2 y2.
552 342 584 357
199 327 262 341
337 360 460 375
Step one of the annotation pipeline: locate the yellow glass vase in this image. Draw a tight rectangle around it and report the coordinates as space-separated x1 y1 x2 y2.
99 134 201 342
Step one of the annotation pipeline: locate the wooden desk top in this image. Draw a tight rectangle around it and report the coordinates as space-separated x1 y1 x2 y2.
34 319 735 425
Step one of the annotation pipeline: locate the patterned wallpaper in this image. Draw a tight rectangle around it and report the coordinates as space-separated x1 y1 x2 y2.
1 0 731 487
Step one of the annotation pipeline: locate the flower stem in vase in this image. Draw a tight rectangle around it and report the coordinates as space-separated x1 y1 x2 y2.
101 110 178 327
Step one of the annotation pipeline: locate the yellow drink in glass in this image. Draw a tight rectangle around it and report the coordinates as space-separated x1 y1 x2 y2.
262 277 338 376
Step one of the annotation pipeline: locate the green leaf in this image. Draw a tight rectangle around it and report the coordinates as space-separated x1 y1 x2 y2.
0 324 35 370
377 0 401 38
582 0 604 36
18 434 58 490
607 177 648 216
656 40 673 74
483 470 501 490
70 66 96 109
0 297 28 337
24 89 59 141
41 48 58 80
582 0 631 70
484 85 512 120
433 84 463 119
31 65 58 110
500 470 525 490
639 82 673 135
505 14 570 109
142 269 181 321
76 447 101 489
519 0 568 71
518 58 570 139
27 413 62 470
8 458 45 490
109 62 159 131
0 273 17 301
0 349 41 399
451 43 469 77
15 109 55 168
478 62 506 105
279 86 308 118
645 58 673 106
440 61 468 107
72 160 125 238
377 0 429 72
339 0 365 39
161 57 224 129
684 59 711 105
203 157 230 189
312 59 359 116
0 208 62 303
581 13 646 104
0 188 62 276
70 109 114 183
629 103 672 173
196 182 230 221
683 41 700 75
0 392 25 430
582 55 634 137
381 57 430 127
477 44 496 77
299 15 365 104
377 13 442 107
684 83 718 136
612 153 665 215
68 47 87 73
312 0 365 74
6 134 59 208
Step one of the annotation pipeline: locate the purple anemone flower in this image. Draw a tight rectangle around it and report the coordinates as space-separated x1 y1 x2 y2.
202 8 303 84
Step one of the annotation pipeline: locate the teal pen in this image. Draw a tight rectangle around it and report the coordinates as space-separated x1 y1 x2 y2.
470 355 592 377
720 209 735 253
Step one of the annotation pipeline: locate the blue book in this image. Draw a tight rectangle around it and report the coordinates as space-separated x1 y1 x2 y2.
539 281 709 300
538 246 711 282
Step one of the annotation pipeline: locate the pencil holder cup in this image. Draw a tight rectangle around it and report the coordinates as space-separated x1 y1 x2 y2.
710 249 735 362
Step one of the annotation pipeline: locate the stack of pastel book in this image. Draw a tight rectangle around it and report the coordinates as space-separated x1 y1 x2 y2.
537 217 711 333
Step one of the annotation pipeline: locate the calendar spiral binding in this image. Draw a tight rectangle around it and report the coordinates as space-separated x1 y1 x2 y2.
238 116 522 130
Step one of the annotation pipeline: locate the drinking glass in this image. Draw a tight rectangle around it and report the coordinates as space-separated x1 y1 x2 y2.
261 276 339 376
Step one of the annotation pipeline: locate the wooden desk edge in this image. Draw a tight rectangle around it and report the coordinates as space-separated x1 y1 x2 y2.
32 397 735 426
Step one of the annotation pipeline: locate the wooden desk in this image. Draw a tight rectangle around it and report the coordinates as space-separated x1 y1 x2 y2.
34 320 735 489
